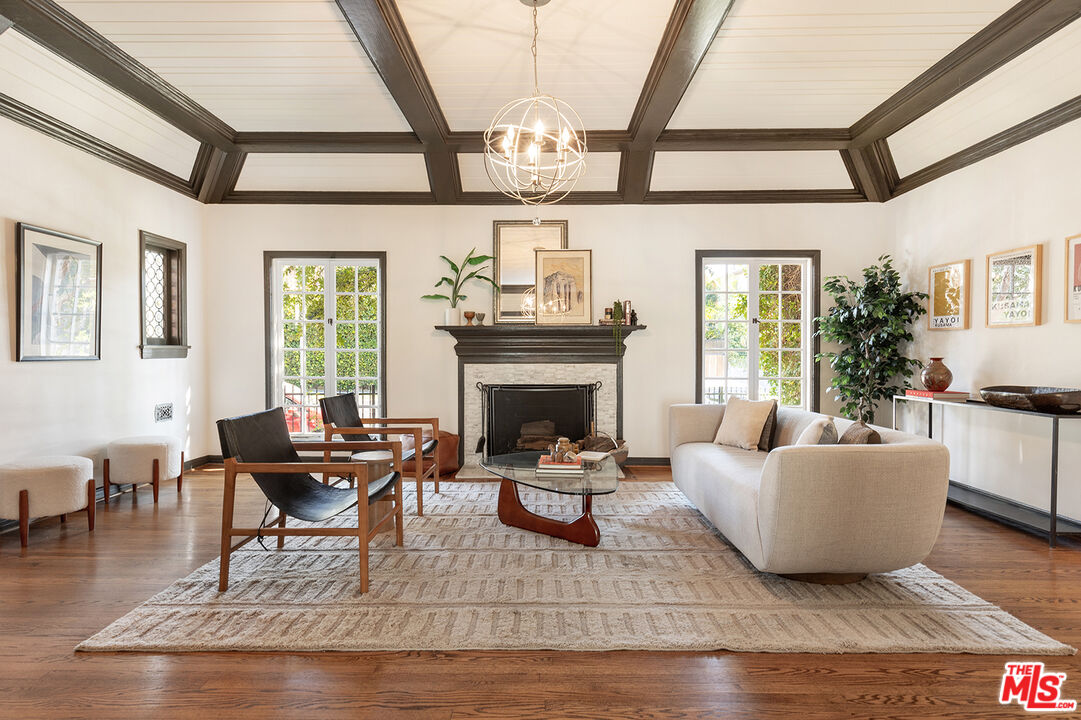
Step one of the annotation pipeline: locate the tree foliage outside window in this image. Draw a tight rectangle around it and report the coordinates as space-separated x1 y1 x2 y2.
816 255 926 424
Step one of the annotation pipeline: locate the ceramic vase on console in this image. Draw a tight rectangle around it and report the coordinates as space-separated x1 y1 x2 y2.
444 307 461 326
921 357 953 392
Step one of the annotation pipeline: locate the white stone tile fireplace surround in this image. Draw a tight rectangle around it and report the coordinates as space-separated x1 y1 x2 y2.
457 363 618 479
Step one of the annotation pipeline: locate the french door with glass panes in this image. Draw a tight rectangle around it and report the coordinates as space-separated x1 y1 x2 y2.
270 257 383 434
700 257 814 410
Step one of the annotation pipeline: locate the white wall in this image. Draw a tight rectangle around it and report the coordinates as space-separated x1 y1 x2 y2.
0 118 208 474
203 203 891 457
890 119 1081 519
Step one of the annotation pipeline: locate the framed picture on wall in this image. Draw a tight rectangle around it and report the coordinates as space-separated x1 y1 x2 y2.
534 249 592 325
1067 234 1081 323
15 223 102 361
928 259 970 330
492 220 568 323
986 244 1042 328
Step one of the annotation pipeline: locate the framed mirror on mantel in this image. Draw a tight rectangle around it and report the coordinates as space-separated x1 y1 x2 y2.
492 220 567 324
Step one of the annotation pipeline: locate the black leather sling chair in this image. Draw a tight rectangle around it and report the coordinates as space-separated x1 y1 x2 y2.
319 393 440 515
216 407 403 593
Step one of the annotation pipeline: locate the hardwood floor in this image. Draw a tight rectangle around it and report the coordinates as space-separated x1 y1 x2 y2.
2 465 1079 719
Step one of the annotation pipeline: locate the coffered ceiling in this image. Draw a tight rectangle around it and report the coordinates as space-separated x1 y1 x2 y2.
0 0 1078 205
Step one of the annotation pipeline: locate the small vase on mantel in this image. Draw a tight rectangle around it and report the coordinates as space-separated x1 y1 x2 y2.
921 357 953 392
444 307 461 327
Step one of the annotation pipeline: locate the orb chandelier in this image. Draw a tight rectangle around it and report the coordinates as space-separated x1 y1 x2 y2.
483 0 587 206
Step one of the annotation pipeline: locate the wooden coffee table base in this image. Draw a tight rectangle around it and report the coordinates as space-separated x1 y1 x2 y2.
497 479 600 547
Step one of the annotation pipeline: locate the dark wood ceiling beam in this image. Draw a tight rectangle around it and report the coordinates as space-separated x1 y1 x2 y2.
0 12 12 35
850 0 1081 145
841 140 897 202
893 93 1081 198
645 189 865 204
622 0 735 202
224 191 436 205
656 128 851 151
0 0 236 150
235 132 423 154
448 130 633 154
334 0 456 203
0 92 195 196
197 149 246 204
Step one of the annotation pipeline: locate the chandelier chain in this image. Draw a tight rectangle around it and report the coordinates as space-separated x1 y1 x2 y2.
531 2 539 96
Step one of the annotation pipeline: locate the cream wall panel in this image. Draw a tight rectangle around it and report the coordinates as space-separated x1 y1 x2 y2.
890 18 1081 177
58 0 410 132
457 152 621 193
650 151 852 191
0 31 199 178
670 0 1015 129
235 153 431 192
396 0 676 131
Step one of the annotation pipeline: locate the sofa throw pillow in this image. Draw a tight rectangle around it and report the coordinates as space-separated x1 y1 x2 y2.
794 417 838 445
714 398 777 451
838 422 882 445
757 401 778 452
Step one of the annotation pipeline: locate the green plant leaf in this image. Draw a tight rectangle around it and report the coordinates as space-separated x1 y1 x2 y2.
467 254 493 265
421 294 450 301
439 256 460 275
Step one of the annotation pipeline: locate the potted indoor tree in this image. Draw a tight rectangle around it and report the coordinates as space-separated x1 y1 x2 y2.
816 255 927 425
422 247 498 326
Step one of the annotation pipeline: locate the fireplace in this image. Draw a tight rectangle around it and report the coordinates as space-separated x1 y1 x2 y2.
482 383 599 458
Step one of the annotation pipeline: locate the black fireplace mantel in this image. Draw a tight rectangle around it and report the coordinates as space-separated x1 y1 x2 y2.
436 324 646 363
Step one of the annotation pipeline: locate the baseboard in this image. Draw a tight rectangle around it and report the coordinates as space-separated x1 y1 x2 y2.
626 457 670 466
188 454 221 468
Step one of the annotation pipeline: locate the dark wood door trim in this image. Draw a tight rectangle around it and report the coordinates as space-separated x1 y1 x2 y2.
622 0 735 202
0 0 236 151
850 0 1081 146
334 0 457 203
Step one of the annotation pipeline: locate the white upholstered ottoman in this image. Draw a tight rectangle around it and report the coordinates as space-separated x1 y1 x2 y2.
0 456 95 547
104 436 184 504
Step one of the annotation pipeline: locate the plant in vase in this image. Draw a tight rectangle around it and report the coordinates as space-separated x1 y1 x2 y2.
816 255 927 425
421 248 498 326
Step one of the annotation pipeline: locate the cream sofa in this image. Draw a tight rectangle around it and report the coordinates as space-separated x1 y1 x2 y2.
669 403 950 580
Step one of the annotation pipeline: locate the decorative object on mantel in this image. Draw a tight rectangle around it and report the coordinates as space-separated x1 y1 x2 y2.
482 0 586 207
463 311 476 326
534 249 592 325
475 312 485 326
492 220 567 323
928 259 970 330
979 386 1081 414
1066 234 1081 323
15 222 102 361
421 247 497 327
921 357 953 392
816 255 926 424
986 244 1043 328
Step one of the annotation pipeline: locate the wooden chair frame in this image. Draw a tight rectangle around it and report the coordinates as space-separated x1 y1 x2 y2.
323 417 441 515
219 440 403 593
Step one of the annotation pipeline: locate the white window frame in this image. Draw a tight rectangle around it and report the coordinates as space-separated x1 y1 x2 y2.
696 251 820 411
265 252 386 436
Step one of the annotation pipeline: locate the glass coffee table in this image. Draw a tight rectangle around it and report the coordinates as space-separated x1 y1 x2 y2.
480 451 619 547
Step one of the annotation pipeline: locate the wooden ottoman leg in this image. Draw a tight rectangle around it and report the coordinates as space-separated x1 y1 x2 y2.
86 479 95 532
103 458 110 509
178 451 184 493
19 490 29 548
152 458 160 503
60 514 67 523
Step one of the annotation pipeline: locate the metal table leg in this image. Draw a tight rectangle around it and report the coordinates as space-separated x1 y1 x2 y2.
1051 416 1060 548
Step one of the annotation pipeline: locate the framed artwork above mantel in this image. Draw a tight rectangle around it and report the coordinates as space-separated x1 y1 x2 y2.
492 220 567 323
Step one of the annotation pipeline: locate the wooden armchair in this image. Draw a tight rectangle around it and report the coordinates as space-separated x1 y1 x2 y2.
319 393 441 515
216 407 403 594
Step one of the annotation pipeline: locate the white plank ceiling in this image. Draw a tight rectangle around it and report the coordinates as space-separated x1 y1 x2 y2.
57 0 411 132
0 30 200 177
396 0 676 131
457 151 622 193
235 153 431 192
669 0 1017 129
890 17 1081 178
649 150 853 191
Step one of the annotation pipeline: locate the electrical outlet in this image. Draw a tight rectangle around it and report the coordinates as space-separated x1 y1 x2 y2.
155 403 174 422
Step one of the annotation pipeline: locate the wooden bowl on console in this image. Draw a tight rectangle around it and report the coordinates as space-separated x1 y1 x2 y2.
979 386 1081 414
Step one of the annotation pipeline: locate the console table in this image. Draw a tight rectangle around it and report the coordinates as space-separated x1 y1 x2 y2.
892 394 1081 547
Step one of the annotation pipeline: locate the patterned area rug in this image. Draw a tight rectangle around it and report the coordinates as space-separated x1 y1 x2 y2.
78 482 1073 654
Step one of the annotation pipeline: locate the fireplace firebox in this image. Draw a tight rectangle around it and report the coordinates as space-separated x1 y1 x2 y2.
480 383 599 459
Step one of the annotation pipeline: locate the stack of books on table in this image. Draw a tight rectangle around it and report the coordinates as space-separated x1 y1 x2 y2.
536 456 584 476
905 389 970 402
